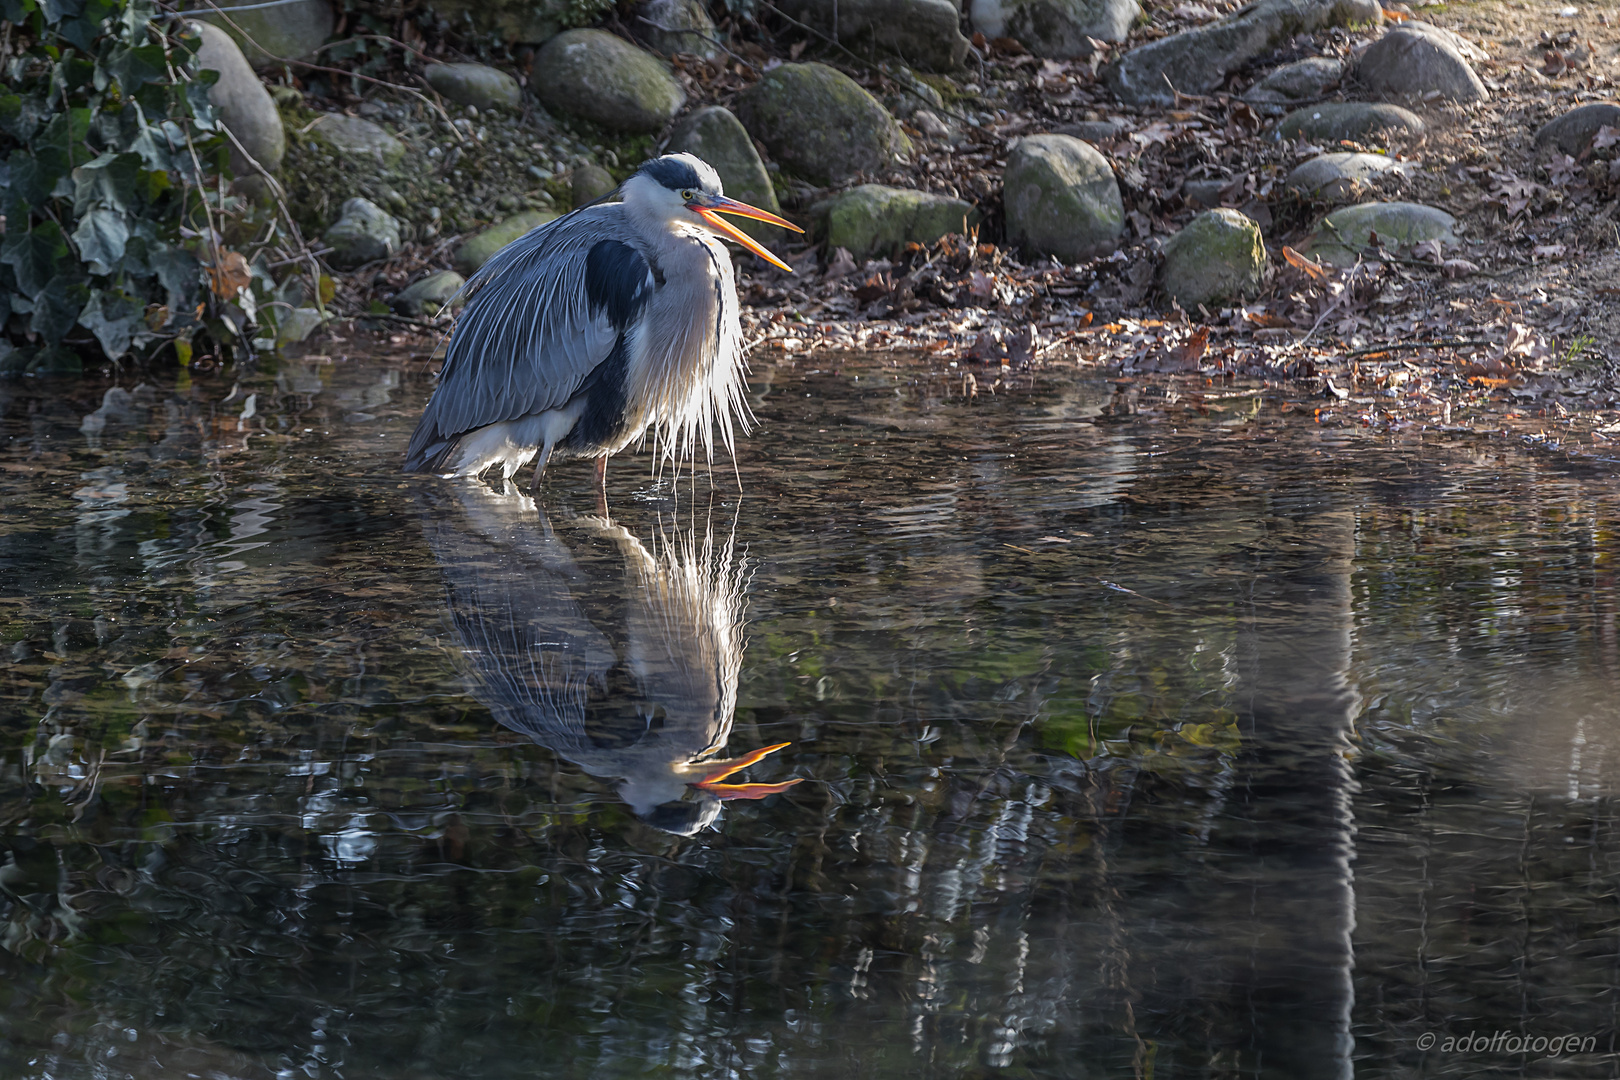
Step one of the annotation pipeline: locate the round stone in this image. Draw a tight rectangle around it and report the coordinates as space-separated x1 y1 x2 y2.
1284 152 1407 199
1275 102 1426 143
1160 208 1266 310
532 29 686 134
735 63 908 187
1002 133 1124 262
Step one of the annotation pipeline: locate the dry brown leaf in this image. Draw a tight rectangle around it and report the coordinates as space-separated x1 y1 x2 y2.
206 250 251 299
1282 246 1330 281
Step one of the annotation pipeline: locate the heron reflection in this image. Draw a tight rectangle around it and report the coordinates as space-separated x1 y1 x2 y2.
422 483 800 835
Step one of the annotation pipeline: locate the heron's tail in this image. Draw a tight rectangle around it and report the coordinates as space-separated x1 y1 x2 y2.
403 425 457 474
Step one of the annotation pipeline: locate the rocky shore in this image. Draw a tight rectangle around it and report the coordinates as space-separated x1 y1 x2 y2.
188 0 1620 455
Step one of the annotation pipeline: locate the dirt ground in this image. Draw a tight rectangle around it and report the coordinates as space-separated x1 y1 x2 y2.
321 0 1620 464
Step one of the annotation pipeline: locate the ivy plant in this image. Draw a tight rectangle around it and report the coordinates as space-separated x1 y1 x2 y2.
0 0 239 375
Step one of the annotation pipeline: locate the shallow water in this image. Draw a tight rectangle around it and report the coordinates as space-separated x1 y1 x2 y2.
3 354 1620 1079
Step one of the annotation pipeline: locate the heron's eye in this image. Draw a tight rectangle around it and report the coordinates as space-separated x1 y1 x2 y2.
681 189 695 201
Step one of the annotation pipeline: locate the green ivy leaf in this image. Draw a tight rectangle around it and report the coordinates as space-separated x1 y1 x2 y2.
38 0 86 24
55 54 98 93
126 109 176 172
103 41 168 92
117 0 153 38
29 274 91 345
0 0 39 25
72 150 142 215
184 69 218 131
148 242 199 311
0 93 47 143
0 219 70 297
38 107 94 172
57 16 99 55
78 286 139 358
72 206 129 272
7 146 72 209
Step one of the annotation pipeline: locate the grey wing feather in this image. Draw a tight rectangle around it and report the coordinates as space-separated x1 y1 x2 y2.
404 207 635 471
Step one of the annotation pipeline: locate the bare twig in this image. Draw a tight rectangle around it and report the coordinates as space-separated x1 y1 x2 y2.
215 123 328 313
1345 339 1494 357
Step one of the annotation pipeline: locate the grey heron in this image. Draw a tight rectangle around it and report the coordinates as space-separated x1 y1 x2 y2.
403 153 801 492
420 481 802 835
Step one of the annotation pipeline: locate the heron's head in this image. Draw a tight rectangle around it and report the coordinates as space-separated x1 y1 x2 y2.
624 153 803 272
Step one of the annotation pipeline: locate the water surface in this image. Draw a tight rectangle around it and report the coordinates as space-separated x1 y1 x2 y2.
2 355 1619 1079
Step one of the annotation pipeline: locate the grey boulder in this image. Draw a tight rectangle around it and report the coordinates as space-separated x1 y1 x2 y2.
1534 102 1620 157
1354 25 1488 103
1243 56 1343 110
774 0 970 71
631 0 724 59
571 164 619 208
1002 134 1124 262
1106 0 1368 107
192 22 285 183
533 29 687 134
818 185 980 259
324 198 401 269
1160 208 1266 310
665 106 784 240
193 0 333 68
1275 101 1425 142
425 63 522 111
970 0 1140 57
1303 201 1457 266
1284 152 1407 199
391 270 466 317
305 113 407 170
453 210 560 275
735 63 909 186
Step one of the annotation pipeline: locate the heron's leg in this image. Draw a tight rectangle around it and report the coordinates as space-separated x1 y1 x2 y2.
594 456 609 516
529 442 554 491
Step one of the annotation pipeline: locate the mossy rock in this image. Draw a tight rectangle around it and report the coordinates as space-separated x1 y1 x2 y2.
305 114 407 170
571 164 618 208
1284 152 1405 200
818 185 980 259
324 197 401 269
454 210 560 275
533 29 686 134
1303 201 1456 266
1159 208 1265 310
735 63 908 186
1274 102 1425 143
424 63 522 112
391 270 466 316
194 0 333 68
1002 133 1123 262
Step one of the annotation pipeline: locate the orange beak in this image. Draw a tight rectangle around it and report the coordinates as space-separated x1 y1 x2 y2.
693 195 804 273
691 741 805 801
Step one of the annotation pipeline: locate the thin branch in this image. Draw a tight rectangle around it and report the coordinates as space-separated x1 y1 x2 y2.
215 122 328 314
1344 338 1494 357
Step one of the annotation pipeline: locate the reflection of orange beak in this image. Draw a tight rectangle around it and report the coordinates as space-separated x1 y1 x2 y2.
693 196 804 273
692 741 805 800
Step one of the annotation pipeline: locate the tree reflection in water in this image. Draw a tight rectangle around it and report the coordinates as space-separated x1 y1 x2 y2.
1 362 1619 1079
